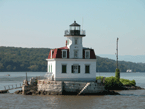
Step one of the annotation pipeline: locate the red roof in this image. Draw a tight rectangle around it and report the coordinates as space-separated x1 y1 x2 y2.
48 46 96 59
59 46 69 49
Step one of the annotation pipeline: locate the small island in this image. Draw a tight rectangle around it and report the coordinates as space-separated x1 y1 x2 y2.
96 68 143 93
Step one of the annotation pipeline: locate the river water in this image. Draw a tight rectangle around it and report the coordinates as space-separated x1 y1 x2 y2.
0 72 145 109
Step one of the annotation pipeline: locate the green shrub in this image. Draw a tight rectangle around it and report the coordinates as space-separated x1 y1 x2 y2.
96 76 104 82
96 76 136 89
96 76 123 90
120 78 136 86
104 76 123 90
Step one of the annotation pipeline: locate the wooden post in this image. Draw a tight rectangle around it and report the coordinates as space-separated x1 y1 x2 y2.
26 72 27 81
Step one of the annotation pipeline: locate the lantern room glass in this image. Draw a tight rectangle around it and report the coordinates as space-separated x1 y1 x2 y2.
70 26 80 30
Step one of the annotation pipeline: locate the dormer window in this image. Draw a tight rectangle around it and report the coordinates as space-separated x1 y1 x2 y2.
62 50 67 58
74 38 78 45
85 50 90 59
74 50 78 58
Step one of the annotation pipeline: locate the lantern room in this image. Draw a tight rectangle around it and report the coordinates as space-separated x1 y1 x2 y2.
70 21 80 36
64 21 85 36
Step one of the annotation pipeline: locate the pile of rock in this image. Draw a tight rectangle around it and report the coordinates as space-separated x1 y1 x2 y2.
123 85 144 90
14 90 61 95
80 90 120 95
0 90 8 94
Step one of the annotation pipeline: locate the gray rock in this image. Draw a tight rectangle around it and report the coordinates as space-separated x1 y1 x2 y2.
14 90 22 94
50 92 58 95
43 91 47 95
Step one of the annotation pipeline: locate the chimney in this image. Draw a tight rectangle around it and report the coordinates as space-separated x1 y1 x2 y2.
66 40 67 46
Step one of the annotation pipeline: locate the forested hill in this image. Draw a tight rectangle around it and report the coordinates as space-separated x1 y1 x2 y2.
0 47 50 72
0 46 145 72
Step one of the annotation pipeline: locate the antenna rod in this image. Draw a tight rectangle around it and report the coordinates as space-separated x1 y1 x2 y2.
82 17 83 30
116 38 119 68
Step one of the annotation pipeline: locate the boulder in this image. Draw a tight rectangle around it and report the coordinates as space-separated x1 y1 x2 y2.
26 91 32 95
101 90 120 95
35 91 39 95
50 92 58 95
32 92 36 95
43 91 47 95
14 90 22 94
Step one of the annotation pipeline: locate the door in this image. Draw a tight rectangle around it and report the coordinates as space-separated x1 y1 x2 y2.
73 65 78 73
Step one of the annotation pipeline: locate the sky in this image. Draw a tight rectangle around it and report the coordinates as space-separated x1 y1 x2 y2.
0 0 145 56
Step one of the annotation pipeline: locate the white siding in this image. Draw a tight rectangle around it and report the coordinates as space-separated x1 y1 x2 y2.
54 59 96 81
47 60 56 78
67 36 83 59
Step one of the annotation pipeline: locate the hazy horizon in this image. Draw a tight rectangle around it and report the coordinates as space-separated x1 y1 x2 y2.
98 54 145 63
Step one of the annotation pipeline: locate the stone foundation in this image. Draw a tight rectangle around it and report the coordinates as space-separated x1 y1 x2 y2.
37 80 63 95
21 77 105 95
37 80 105 95
63 81 105 94
22 85 37 95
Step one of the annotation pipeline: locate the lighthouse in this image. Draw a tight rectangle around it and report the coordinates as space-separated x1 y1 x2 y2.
46 21 97 82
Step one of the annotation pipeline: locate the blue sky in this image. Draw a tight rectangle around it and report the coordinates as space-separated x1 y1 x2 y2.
0 0 145 56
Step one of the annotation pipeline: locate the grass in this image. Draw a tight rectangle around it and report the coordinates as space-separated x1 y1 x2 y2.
120 78 136 86
96 76 136 90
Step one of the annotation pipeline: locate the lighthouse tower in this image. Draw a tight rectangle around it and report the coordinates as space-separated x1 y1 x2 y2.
65 21 85 59
46 21 96 82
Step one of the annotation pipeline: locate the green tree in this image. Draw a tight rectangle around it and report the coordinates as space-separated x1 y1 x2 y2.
1 46 145 72
0 63 4 71
6 65 12 71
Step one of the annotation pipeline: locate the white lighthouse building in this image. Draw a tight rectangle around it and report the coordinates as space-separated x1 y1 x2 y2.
46 21 96 82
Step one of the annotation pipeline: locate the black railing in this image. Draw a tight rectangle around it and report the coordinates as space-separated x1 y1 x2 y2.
65 30 85 36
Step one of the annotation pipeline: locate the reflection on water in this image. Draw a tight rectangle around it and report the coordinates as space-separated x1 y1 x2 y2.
0 93 145 109
0 72 145 109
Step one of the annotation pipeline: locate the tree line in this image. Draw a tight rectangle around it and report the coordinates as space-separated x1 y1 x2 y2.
0 47 50 72
0 46 145 72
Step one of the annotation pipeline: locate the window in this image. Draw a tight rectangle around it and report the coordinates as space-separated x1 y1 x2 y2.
72 65 80 73
51 65 52 72
48 64 52 72
62 50 67 58
74 50 78 58
85 50 90 59
70 26 80 30
70 26 74 30
85 65 90 73
49 65 50 72
62 65 67 73
74 38 78 45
